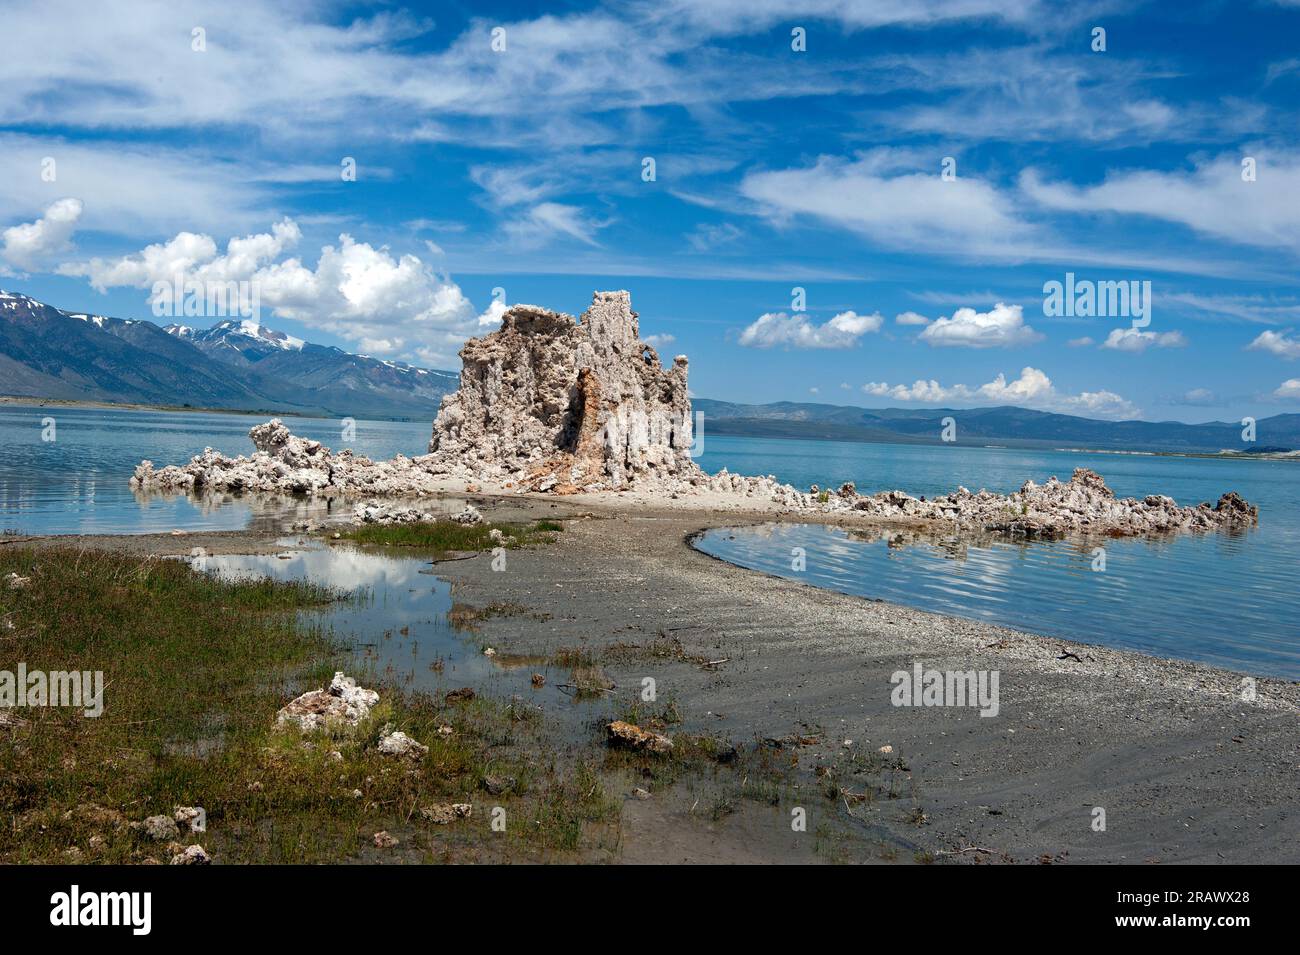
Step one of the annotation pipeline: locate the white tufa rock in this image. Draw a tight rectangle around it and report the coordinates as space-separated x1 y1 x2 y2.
135 815 180 841
170 844 211 865
452 503 484 525
377 727 428 760
173 806 205 833
276 672 379 733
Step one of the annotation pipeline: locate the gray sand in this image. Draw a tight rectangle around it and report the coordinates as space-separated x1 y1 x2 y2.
435 499 1300 864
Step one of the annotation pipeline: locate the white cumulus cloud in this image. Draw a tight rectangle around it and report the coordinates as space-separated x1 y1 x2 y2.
60 218 495 367
862 366 1138 418
739 309 883 349
918 302 1042 348
1 197 83 269
1101 327 1187 352
1274 379 1300 399
1247 328 1300 359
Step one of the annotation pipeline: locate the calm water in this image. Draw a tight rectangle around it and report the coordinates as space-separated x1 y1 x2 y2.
2 405 1296 678
694 437 1300 680
0 404 433 535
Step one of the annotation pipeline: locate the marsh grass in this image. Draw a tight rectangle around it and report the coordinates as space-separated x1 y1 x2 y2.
604 629 710 666
447 601 550 633
568 665 615 699
341 519 561 554
0 545 616 864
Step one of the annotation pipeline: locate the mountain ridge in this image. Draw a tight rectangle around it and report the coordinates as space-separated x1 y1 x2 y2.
0 290 459 419
693 398 1298 453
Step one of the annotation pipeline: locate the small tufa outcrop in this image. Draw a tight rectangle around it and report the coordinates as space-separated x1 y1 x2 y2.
276 672 379 733
134 815 180 841
170 844 211 865
606 719 673 755
420 803 472 824
376 726 428 760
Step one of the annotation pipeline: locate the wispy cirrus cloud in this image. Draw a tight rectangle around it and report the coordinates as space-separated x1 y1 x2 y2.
741 150 1030 256
1022 151 1300 251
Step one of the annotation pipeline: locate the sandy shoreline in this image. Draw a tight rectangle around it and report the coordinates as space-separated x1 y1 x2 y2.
14 493 1299 863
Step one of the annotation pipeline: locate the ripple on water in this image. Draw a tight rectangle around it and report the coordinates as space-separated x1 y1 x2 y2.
693 522 1300 680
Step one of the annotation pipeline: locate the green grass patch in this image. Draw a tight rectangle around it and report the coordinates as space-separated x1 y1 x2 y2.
340 519 561 555
0 545 615 864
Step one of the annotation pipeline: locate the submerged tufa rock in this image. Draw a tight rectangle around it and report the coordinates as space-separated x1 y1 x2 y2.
606 719 673 754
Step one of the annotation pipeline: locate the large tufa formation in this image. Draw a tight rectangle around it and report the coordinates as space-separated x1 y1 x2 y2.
132 291 701 495
427 291 700 492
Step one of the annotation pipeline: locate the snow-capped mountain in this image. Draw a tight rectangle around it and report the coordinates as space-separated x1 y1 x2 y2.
165 319 306 360
0 290 459 418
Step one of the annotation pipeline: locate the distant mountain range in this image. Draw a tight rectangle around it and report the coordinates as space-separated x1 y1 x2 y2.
0 290 458 419
2 289 1295 453
694 399 1299 454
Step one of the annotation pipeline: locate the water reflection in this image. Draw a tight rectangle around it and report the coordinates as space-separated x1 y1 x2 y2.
193 544 577 706
695 522 1298 679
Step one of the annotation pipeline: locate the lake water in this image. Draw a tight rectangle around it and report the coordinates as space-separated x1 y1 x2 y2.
2 404 1296 678
693 437 1300 680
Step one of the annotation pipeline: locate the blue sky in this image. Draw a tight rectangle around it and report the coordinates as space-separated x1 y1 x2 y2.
2 0 1300 423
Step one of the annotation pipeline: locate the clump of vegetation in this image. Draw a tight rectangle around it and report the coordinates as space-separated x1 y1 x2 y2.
604 629 710 665
567 665 616 700
550 646 596 668
0 545 616 864
341 518 561 554
447 601 550 632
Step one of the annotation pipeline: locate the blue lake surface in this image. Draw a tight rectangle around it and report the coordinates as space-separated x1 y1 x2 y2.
1 406 1295 677
694 436 1300 680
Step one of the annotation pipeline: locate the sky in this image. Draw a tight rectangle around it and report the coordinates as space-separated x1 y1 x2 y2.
2 0 1299 423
